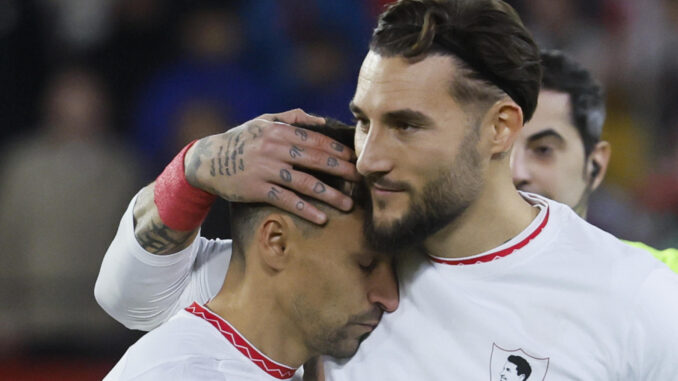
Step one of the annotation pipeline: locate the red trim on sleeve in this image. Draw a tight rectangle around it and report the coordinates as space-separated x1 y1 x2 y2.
186 302 297 380
429 207 549 266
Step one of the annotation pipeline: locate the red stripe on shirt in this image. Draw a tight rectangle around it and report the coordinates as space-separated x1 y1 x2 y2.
429 207 549 266
186 302 297 380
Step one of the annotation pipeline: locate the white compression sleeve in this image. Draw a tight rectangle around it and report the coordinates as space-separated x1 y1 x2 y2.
94 193 229 331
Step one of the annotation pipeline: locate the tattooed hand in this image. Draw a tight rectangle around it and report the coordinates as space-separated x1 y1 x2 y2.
184 109 360 224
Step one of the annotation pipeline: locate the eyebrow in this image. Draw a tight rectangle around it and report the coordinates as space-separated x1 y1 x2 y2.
527 128 565 144
383 109 434 127
349 101 434 126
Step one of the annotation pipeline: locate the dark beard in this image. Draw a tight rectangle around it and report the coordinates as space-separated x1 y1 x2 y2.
364 132 483 253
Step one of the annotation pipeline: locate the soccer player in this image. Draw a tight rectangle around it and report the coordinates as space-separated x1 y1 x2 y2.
511 49 678 272
102 121 398 380
96 0 678 379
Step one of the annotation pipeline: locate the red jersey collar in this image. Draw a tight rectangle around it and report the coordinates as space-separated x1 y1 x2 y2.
428 206 549 266
186 302 297 380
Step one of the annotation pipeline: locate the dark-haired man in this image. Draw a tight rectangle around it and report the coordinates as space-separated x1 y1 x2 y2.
511 49 678 272
96 0 678 379
101 121 398 380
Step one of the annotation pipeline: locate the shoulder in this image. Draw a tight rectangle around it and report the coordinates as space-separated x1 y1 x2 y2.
141 310 227 355
197 237 233 259
623 240 678 273
533 196 670 291
113 311 232 377
119 358 229 380
545 197 651 260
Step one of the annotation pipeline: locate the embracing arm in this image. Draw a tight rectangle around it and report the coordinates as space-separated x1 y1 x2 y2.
95 109 359 330
94 188 230 330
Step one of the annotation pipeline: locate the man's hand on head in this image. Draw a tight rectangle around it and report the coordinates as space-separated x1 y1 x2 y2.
184 108 360 224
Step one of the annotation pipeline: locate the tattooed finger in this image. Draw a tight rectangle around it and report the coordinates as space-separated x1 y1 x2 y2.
280 169 292 183
295 128 308 142
268 186 282 201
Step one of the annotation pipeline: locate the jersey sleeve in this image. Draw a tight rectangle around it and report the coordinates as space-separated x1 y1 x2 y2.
626 266 678 379
94 193 230 331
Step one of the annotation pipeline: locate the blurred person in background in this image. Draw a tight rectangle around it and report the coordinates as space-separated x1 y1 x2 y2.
511 49 678 272
0 65 142 358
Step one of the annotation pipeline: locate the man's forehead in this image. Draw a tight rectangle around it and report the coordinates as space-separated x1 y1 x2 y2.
522 90 578 141
358 53 454 91
354 52 459 114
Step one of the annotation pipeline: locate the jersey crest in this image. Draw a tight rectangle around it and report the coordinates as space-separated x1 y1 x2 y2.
490 343 549 381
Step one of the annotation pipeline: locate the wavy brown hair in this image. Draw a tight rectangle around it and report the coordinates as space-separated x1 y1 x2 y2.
370 0 542 122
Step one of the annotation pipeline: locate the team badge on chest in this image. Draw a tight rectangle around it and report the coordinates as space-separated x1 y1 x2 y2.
490 343 550 381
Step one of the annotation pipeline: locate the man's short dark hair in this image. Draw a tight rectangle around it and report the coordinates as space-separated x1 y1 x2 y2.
369 0 542 122
229 119 366 256
507 355 532 380
540 49 606 157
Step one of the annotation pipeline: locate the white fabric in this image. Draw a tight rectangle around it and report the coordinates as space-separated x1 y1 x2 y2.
94 193 229 331
96 192 678 379
324 194 678 380
104 309 302 381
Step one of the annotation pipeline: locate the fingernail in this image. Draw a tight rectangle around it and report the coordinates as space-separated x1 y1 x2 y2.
342 197 353 211
315 213 328 225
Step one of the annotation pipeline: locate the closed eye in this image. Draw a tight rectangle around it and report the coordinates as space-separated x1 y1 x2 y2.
359 259 377 273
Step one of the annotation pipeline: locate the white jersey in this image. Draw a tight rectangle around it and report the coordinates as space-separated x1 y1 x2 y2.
324 193 678 380
96 192 678 380
105 302 302 381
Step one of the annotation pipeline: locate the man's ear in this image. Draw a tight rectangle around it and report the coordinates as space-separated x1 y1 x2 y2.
587 140 611 191
483 100 523 159
256 214 294 272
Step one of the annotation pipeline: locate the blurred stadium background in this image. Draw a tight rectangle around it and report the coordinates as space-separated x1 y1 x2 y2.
0 0 676 379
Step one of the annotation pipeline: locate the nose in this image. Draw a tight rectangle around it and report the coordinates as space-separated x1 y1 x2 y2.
355 125 393 177
367 260 399 313
510 148 530 189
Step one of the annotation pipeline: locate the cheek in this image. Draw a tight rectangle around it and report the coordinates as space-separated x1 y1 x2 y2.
548 156 587 200
302 260 361 301
408 147 459 188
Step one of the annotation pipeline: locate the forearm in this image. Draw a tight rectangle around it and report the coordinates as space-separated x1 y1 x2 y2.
95 192 203 330
133 182 198 255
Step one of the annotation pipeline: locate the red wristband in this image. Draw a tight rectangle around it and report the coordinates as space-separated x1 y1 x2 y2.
154 140 217 231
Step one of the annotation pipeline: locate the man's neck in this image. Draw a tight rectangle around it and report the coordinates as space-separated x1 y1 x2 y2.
424 167 539 259
206 257 310 368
